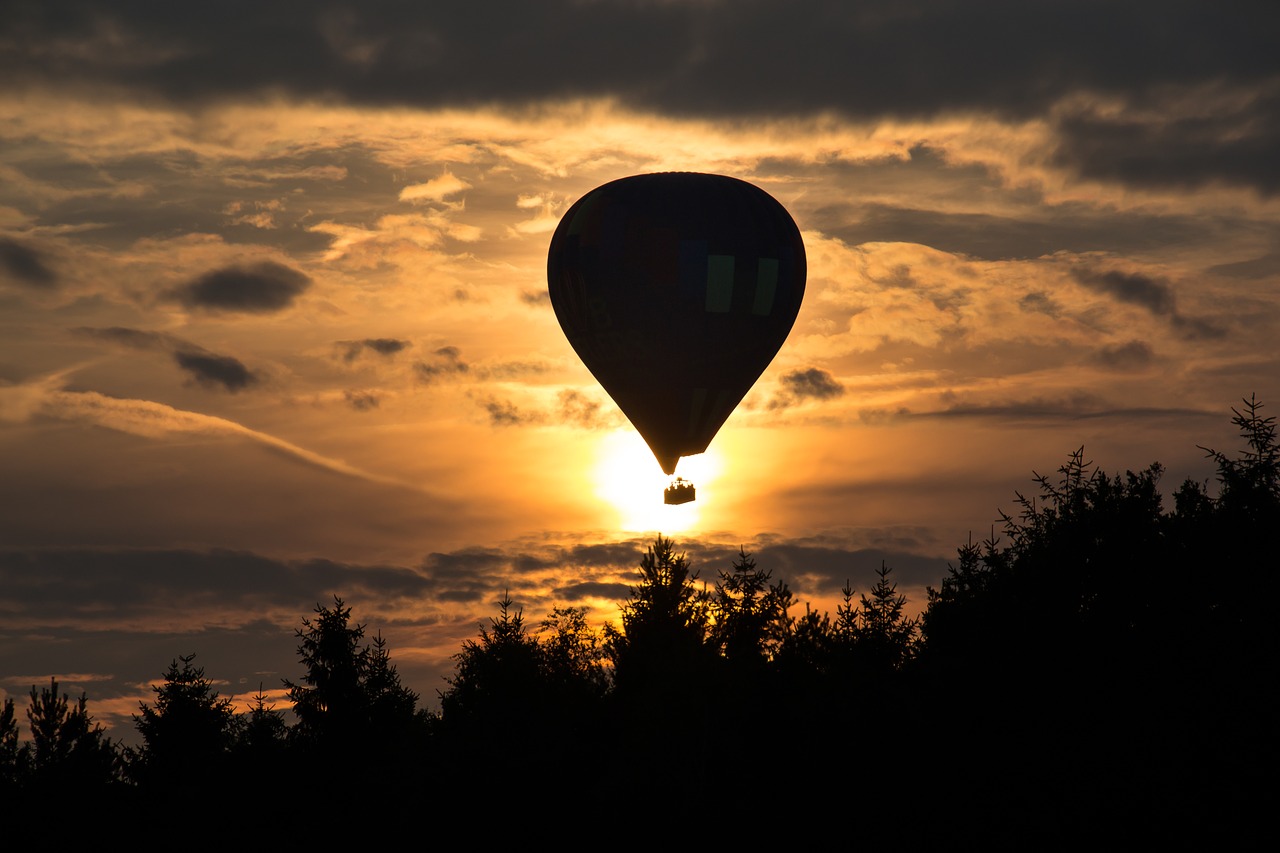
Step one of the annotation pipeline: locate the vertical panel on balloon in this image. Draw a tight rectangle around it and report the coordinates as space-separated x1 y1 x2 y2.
753 258 778 315
706 255 735 313
679 240 708 305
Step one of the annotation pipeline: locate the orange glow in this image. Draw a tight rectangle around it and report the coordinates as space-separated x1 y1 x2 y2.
593 429 723 533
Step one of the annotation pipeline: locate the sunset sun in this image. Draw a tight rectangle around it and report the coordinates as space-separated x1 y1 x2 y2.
593 430 723 533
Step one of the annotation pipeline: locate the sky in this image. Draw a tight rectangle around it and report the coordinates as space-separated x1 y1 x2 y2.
2 0 1278 740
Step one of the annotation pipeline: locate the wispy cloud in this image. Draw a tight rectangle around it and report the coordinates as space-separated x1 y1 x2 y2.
1 371 430 493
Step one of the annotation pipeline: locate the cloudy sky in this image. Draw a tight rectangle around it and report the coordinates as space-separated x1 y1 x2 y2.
3 1 1278 738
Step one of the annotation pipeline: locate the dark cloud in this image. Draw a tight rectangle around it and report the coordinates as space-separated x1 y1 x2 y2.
819 198 1207 261
73 325 174 351
558 389 621 430
924 393 1215 422
4 2 1277 130
781 368 844 401
482 360 552 380
1053 91 1280 197
1171 313 1227 341
339 338 411 363
414 346 469 383
1207 252 1280 280
1074 268 1176 315
521 289 550 306
422 547 510 581
553 581 632 601
171 261 310 313
768 367 844 410
1072 268 1226 339
751 543 950 593
0 547 433 623
0 546 443 737
0 237 56 287
172 351 258 392
343 389 380 410
72 326 260 392
1019 291 1062 318
481 397 529 427
1090 340 1154 371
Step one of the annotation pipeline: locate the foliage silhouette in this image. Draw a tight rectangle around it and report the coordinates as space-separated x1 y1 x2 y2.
0 697 19 790
233 684 290 774
605 537 715 749
283 596 428 791
130 653 238 791
710 547 793 666
22 678 122 791
440 590 544 736
2 397 1275 840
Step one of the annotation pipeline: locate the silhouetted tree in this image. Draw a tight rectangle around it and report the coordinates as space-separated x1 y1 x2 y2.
849 562 918 673
131 654 239 791
538 605 610 705
775 604 835 678
284 597 425 781
604 536 717 789
911 400 1280 836
606 536 712 700
236 685 289 756
0 697 19 790
22 678 121 791
1200 393 1280 517
440 591 544 736
710 547 793 665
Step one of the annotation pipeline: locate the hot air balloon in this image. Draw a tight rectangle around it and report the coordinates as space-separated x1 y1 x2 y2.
547 173 806 504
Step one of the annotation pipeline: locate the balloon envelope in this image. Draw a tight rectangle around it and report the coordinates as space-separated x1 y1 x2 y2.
547 172 806 475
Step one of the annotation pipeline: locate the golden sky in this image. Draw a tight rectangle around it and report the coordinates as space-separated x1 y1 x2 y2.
2 1 1278 737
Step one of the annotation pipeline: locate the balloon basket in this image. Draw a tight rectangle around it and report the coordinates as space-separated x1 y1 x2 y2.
664 477 696 505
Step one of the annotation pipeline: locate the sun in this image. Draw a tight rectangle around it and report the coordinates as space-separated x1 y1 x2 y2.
593 430 723 533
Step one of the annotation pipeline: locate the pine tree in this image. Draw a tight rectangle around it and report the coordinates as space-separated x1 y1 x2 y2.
131 654 238 789
283 597 422 766
23 678 121 790
710 547 794 665
1 697 19 789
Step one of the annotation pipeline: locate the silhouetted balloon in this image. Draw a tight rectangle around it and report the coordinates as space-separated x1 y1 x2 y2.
547 173 806 476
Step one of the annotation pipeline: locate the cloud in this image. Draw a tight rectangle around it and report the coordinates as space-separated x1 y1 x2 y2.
1019 291 1061 318
1 370 427 492
768 367 844 410
1207 252 1280 280
72 326 260 393
399 172 470 203
558 389 622 430
1071 267 1226 339
5 2 1278 128
73 326 175 351
1090 340 1154 371
338 338 411 363
782 368 844 401
1052 88 1280 197
172 351 258 392
0 237 56 287
344 389 380 411
481 397 530 427
414 346 469 383
1073 268 1176 315
170 261 310 313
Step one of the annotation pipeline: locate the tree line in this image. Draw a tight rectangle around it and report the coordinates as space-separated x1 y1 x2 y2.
2 398 1275 838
